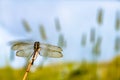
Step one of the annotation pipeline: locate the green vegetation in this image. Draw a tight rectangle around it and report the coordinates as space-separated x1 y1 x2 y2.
0 55 120 80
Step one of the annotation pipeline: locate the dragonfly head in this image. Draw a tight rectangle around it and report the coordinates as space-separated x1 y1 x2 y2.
34 41 40 50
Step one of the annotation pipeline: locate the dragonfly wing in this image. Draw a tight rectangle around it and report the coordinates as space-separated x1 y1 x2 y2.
40 48 63 58
9 40 34 45
40 43 62 52
11 42 34 50
16 49 33 57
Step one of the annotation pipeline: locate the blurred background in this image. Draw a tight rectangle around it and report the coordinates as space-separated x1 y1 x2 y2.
0 0 120 80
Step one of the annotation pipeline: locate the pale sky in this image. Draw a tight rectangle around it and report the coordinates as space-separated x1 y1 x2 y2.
0 1 120 68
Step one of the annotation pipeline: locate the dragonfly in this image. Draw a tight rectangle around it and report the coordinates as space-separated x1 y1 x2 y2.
10 40 63 80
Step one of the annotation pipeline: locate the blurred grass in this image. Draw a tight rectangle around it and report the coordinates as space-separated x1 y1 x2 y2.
39 25 47 40
0 55 120 80
92 36 102 59
55 18 61 32
90 28 95 43
81 33 86 46
115 36 120 52
115 11 120 31
97 8 103 25
22 19 32 32
58 34 67 48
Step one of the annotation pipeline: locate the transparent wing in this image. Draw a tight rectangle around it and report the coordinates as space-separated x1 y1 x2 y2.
40 43 63 52
9 40 34 45
16 49 34 57
40 48 63 58
10 41 63 58
10 41 34 50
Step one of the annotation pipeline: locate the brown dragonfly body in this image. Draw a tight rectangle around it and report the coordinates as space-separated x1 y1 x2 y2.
31 42 40 65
